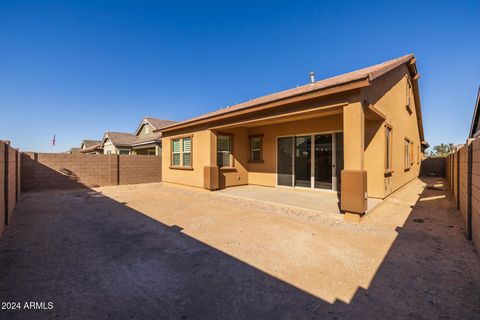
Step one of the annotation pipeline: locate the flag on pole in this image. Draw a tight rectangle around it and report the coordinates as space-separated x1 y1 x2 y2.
52 134 56 146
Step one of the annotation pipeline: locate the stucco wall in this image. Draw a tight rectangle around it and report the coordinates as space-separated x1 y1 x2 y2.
215 128 249 188
162 129 215 188
361 64 422 198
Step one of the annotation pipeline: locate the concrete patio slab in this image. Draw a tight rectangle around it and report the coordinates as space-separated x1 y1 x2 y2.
214 184 382 215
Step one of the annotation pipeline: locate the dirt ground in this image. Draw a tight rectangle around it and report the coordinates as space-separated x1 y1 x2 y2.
0 177 479 319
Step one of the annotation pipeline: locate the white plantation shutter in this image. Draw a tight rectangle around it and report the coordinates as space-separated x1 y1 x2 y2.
217 136 230 151
172 139 181 166
183 138 192 167
172 139 180 152
183 138 191 152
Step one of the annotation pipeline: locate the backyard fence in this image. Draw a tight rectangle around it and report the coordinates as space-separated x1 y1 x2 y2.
445 137 480 254
420 157 445 177
21 153 162 192
0 141 21 236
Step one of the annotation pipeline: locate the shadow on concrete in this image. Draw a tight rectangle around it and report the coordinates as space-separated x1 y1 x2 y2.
0 170 479 319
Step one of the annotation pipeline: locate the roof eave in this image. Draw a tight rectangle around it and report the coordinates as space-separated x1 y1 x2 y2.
407 58 425 143
131 139 161 147
159 78 370 133
469 86 480 138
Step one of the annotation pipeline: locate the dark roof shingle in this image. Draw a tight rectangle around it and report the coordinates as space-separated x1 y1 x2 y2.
145 118 178 130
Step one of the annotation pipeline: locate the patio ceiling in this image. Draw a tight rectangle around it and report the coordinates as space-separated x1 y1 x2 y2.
210 103 345 130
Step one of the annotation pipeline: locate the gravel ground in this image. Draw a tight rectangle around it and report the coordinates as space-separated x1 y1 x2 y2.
0 177 479 319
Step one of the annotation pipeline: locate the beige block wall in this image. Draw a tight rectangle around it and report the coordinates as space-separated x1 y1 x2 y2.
0 142 5 235
0 141 21 237
445 138 480 257
459 145 469 227
21 153 162 191
471 139 480 252
361 64 422 198
7 148 18 225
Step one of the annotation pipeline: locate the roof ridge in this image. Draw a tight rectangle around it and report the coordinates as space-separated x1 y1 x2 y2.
160 54 415 131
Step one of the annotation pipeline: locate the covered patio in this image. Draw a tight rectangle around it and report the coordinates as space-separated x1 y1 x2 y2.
214 184 382 215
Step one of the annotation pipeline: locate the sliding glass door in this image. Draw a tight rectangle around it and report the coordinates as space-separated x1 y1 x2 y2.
295 136 312 187
277 132 343 191
314 134 332 190
277 137 294 186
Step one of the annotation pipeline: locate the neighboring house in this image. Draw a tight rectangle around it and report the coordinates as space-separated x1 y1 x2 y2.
65 147 81 154
131 117 178 155
159 54 427 219
101 132 137 155
101 117 177 155
79 140 103 154
469 86 480 138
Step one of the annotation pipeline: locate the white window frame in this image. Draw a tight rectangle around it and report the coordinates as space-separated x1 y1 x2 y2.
404 138 411 170
250 136 263 161
170 136 193 168
217 134 233 168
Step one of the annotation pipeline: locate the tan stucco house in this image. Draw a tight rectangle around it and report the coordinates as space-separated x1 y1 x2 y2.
101 117 177 155
159 54 427 219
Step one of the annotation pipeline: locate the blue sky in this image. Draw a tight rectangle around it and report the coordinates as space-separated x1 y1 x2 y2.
0 0 479 152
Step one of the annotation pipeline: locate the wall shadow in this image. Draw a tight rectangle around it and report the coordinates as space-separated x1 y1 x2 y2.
1 169 479 319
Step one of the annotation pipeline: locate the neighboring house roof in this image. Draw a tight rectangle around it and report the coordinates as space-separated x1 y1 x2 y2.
100 130 163 148
131 132 163 147
134 117 178 135
101 132 138 148
159 54 424 142
66 147 81 154
79 143 103 154
469 86 480 138
80 139 102 149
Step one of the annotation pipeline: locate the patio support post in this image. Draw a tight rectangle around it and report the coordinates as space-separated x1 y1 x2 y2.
203 130 219 190
341 102 368 221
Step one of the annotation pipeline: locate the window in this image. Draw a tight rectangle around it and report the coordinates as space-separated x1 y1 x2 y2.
417 145 420 164
145 125 150 134
217 135 233 168
171 136 193 168
172 139 181 166
406 77 413 114
410 142 414 166
119 149 130 155
404 138 411 170
385 126 393 173
250 135 263 161
182 137 191 166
